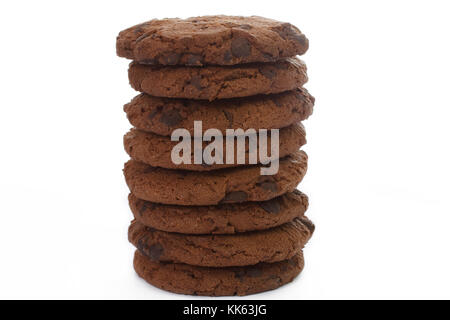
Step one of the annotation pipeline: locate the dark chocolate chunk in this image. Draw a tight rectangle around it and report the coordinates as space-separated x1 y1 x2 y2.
231 37 251 58
259 200 281 214
139 201 157 216
221 191 248 203
160 109 182 126
257 181 278 192
259 67 277 80
148 105 162 120
247 267 263 277
190 75 203 90
147 243 164 260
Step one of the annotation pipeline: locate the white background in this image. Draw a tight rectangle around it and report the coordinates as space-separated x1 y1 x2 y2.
0 0 449 300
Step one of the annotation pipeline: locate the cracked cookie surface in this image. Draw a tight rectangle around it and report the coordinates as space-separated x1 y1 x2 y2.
128 58 307 100
129 217 314 267
117 15 308 66
133 249 304 296
124 88 314 136
123 151 308 206
124 123 306 171
129 190 308 234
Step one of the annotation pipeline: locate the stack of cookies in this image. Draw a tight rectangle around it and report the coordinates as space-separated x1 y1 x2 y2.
117 16 315 296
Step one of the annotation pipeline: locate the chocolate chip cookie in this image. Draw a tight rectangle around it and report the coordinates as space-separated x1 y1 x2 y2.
124 88 314 136
117 16 308 66
133 249 304 296
129 190 308 234
128 58 307 100
124 123 306 171
123 151 308 206
129 217 314 267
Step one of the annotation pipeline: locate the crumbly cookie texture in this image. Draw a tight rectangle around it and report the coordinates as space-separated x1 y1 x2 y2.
123 151 308 206
128 190 308 234
133 249 304 296
128 58 307 100
124 88 314 136
129 217 314 267
117 15 308 66
124 123 306 171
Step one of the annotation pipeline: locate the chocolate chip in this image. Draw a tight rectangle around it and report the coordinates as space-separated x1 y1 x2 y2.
287 257 298 267
160 109 182 126
221 191 248 203
247 267 263 277
259 200 281 214
273 24 294 39
147 243 164 260
259 67 277 80
235 267 262 280
273 24 307 48
136 237 148 254
223 110 233 126
161 52 180 65
231 37 251 58
190 75 203 90
186 54 203 66
138 203 148 216
257 181 278 192
148 105 162 120
139 202 157 216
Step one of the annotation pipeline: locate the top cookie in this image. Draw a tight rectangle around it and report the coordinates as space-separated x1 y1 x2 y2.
116 15 308 66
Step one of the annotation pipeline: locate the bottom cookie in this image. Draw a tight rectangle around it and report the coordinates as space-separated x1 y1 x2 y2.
133 250 304 296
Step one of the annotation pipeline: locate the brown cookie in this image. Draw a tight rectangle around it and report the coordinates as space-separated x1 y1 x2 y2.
124 88 314 136
129 217 314 267
128 58 307 100
117 15 308 66
124 123 306 171
123 151 308 206
133 249 304 296
129 190 308 234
